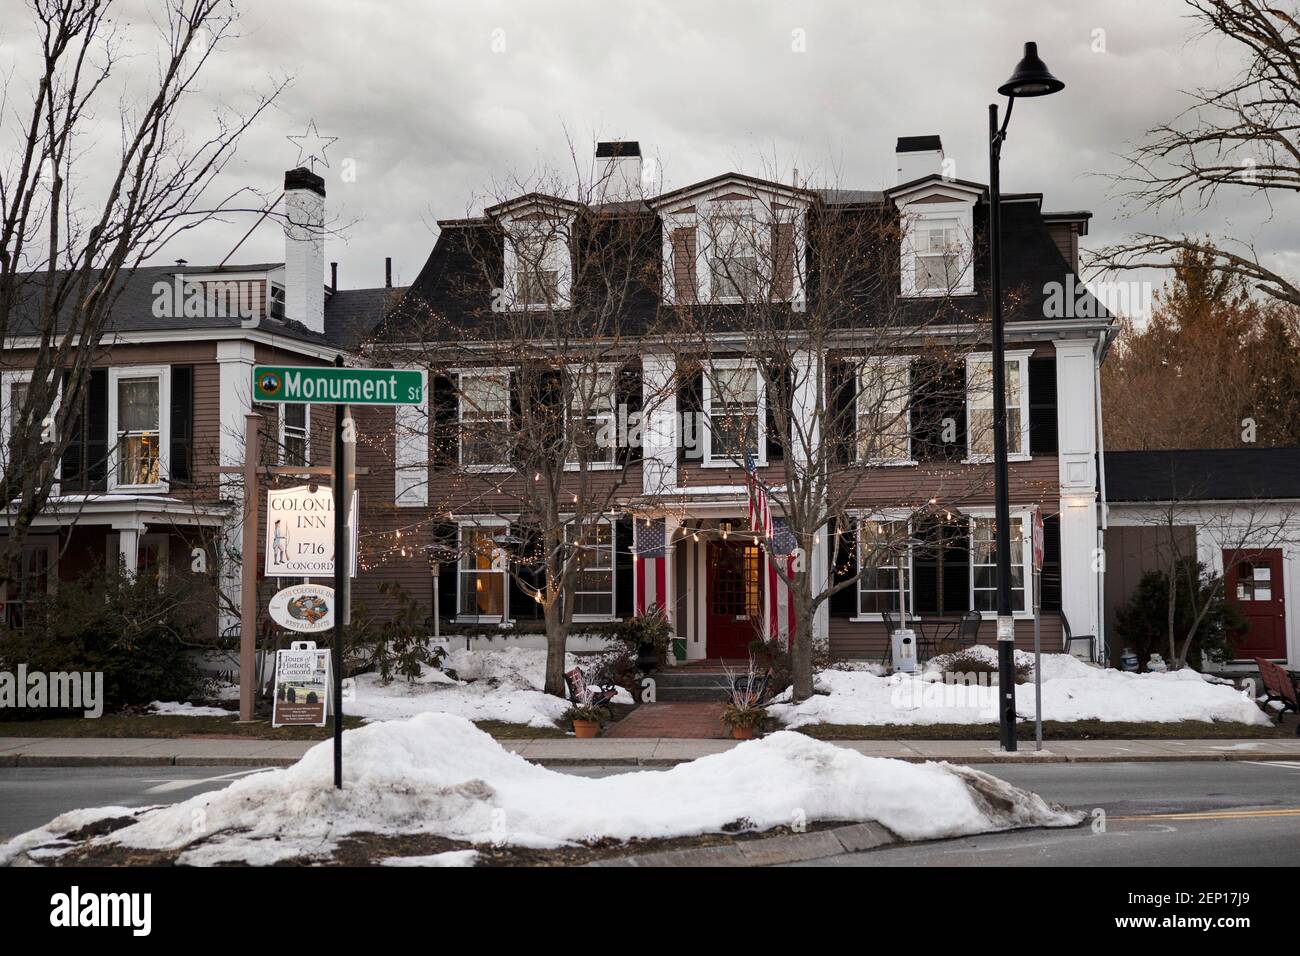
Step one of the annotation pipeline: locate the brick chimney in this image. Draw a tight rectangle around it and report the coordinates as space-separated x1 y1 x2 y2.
283 167 325 334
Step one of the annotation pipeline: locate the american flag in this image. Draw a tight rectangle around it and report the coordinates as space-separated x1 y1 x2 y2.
743 450 772 539
634 517 667 615
766 517 798 647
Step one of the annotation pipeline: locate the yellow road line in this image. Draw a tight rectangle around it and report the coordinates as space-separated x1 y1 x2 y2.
1112 807 1300 822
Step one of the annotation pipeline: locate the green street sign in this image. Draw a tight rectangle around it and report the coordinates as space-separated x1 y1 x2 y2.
252 366 424 405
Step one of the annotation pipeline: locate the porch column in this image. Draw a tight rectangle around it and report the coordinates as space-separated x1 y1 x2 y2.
117 526 140 578
642 352 677 497
216 341 256 635
662 514 679 664
1055 340 1102 654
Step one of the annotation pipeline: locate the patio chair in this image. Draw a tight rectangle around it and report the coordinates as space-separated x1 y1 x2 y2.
1060 610 1096 660
956 610 982 650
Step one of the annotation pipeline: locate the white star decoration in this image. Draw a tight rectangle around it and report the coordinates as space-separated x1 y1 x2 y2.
287 120 338 171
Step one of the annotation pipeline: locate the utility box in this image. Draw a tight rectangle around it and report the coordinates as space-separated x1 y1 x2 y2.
892 629 917 673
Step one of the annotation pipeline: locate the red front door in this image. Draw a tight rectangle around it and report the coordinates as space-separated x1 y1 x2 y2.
707 541 762 658
1224 549 1287 660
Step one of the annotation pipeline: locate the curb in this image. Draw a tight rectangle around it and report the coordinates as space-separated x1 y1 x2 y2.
588 820 898 867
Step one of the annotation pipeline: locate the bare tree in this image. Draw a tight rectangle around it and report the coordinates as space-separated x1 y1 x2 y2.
1091 1 1300 306
371 154 671 698
0 0 286 589
655 178 1033 701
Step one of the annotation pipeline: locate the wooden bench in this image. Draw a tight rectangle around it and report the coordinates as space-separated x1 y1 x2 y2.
1255 658 1300 735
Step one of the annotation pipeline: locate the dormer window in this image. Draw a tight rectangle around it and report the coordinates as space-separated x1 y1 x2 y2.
914 219 965 293
505 216 571 310
707 207 760 302
269 282 286 319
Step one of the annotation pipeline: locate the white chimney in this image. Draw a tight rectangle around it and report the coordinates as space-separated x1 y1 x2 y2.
896 135 944 185
596 141 643 201
283 167 326 334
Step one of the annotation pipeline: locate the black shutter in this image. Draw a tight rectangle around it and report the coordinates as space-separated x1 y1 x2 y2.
764 362 790 463
169 365 193 484
1041 513 1062 612
677 365 703 465
60 369 84 489
911 360 965 462
1028 356 1058 456
617 362 642 464
942 519 972 614
86 368 108 490
826 355 857 464
433 522 459 620
828 516 858 616
430 374 458 467
614 515 635 617
508 522 543 624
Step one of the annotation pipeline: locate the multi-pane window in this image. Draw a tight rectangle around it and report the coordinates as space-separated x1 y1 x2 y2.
971 516 1026 613
707 209 759 301
458 526 505 618
282 403 309 466
459 372 510 467
269 283 286 319
968 356 1027 459
512 232 560 308
858 519 911 615
567 367 616 465
857 360 911 463
566 521 614 617
707 365 761 464
3 379 30 466
914 219 965 293
116 375 160 486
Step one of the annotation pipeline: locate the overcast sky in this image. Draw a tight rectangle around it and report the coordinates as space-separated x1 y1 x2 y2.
4 0 1294 299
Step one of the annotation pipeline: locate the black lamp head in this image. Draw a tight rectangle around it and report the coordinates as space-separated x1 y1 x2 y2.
998 42 1064 98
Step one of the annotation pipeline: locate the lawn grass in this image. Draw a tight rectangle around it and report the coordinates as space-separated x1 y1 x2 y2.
795 718 1290 740
0 714 564 740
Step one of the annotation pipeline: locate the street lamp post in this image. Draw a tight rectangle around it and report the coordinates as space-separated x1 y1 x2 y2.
989 42 1063 752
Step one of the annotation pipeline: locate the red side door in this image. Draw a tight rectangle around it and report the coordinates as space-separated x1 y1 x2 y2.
1224 550 1287 660
707 541 762 659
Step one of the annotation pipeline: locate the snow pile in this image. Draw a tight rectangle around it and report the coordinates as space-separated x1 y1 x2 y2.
348 647 630 728
771 652 1271 728
149 701 236 718
1 713 1081 866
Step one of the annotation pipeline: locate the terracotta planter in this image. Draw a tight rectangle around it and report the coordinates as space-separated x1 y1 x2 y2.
573 719 599 739
729 725 755 740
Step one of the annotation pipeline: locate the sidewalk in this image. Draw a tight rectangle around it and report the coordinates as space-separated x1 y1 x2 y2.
4 734 1300 768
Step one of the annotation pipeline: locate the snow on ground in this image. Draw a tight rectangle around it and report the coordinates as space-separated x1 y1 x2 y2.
770 649 1271 728
347 647 631 729
149 701 236 718
380 850 479 867
0 713 1081 866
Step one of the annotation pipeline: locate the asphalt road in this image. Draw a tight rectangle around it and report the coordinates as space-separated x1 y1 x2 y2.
2 760 1298 865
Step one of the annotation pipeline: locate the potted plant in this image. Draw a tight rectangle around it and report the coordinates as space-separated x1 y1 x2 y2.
720 657 771 740
564 703 608 738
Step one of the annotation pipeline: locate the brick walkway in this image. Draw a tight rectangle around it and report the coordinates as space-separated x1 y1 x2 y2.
604 703 730 739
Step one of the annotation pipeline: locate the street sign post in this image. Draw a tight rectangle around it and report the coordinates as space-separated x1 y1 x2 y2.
252 363 423 789
1031 509 1045 752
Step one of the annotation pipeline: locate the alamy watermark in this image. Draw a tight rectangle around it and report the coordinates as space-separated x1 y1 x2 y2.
151 275 259 324
1043 275 1154 321
0 664 104 718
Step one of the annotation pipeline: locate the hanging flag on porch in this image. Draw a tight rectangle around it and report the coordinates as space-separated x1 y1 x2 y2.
634 517 667 615
743 450 772 539
767 517 798 648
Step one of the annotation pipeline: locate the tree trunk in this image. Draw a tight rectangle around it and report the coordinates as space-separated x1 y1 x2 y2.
791 579 814 701
1166 562 1178 670
543 597 568 698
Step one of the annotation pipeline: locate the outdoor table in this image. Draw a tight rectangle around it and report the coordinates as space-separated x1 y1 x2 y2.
913 617 964 659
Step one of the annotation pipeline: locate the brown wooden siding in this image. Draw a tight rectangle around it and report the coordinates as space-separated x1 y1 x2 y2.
829 614 1063 660
1102 524 1197 650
